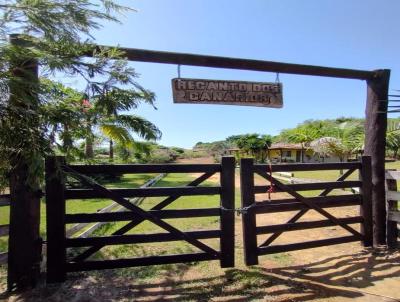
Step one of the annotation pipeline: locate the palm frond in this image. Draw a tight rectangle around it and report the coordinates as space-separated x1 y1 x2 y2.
99 123 133 146
113 114 162 140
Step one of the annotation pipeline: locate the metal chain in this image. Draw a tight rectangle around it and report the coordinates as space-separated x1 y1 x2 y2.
220 203 257 216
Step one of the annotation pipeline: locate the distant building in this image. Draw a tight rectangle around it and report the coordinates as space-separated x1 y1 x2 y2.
269 142 350 163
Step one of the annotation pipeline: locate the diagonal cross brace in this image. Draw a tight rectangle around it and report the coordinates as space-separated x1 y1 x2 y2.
256 169 363 243
259 168 356 247
64 167 219 259
72 171 216 262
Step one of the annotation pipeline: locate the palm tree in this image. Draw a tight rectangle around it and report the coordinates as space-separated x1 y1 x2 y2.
286 127 319 162
84 87 161 160
99 114 161 160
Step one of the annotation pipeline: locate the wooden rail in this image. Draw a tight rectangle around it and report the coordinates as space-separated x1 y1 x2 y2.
66 173 166 238
385 170 400 248
0 194 10 265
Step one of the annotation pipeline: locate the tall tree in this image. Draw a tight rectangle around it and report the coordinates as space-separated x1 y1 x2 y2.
283 126 319 162
0 0 150 290
233 133 272 162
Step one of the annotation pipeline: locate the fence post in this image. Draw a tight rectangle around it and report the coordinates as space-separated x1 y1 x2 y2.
7 34 42 290
220 156 235 268
360 156 373 247
240 158 258 265
364 69 390 246
386 170 398 249
45 156 67 283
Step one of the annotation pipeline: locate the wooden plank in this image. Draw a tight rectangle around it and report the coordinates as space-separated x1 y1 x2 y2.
172 78 283 108
256 217 363 234
360 156 373 247
0 225 9 237
386 169 398 248
66 230 220 247
388 211 400 223
66 208 221 224
364 69 391 246
65 186 220 199
45 156 67 283
258 236 359 255
240 158 258 265
67 252 218 272
89 46 375 80
254 162 361 173
66 202 122 237
255 199 361 213
385 170 400 180
386 190 400 201
0 252 7 265
67 163 220 174
72 171 216 262
254 181 361 193
220 156 235 268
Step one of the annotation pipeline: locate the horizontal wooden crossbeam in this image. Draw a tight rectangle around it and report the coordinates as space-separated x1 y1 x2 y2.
65 186 220 199
67 252 218 272
89 45 376 80
258 236 359 255
254 195 362 214
256 217 363 234
254 162 361 173
66 230 220 247
65 208 220 223
67 163 220 174
254 180 361 193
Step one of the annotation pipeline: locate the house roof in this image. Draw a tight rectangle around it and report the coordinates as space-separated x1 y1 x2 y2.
269 143 303 150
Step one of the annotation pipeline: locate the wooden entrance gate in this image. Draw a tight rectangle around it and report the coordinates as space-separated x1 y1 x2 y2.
240 156 373 265
45 156 235 283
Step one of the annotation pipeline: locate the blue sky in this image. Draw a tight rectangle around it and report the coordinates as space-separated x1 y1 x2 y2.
88 0 400 148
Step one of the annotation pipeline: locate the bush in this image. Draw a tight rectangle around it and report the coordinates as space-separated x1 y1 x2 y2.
147 149 178 163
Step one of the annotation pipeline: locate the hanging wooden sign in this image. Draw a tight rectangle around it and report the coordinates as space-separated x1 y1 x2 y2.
172 78 283 108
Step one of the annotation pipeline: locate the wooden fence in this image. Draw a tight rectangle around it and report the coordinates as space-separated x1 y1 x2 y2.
45 156 235 283
66 173 166 238
385 170 400 248
0 194 10 265
240 156 372 265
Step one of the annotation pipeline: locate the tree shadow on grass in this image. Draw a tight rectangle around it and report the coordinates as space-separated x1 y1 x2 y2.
266 248 400 292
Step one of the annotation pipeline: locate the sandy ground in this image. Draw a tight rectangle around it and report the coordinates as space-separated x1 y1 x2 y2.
3 157 399 301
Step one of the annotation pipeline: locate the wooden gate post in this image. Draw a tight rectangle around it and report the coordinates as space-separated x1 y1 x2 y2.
220 156 235 268
364 69 390 246
240 158 258 265
7 34 42 290
45 156 67 283
360 156 373 247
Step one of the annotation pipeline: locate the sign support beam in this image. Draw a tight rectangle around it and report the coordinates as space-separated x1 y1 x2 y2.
90 46 376 80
